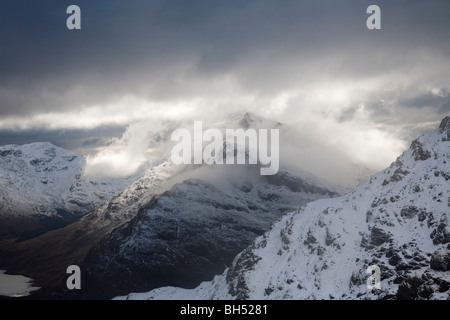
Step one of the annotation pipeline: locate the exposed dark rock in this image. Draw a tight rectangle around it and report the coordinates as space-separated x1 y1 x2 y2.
395 262 409 272
393 276 405 284
226 247 263 300
413 254 426 263
437 278 450 292
317 246 325 256
430 223 450 245
360 234 369 249
418 211 428 222
350 271 365 286
370 227 391 246
396 271 449 300
434 171 450 181
325 228 335 246
418 285 433 299
400 206 419 219
385 247 395 258
304 230 317 247
396 276 425 300
263 171 336 195
430 249 450 271
438 116 450 140
366 211 373 223
410 139 431 161
388 253 402 266
280 229 290 246
383 167 410 185
264 286 274 296
318 218 326 228
389 196 400 203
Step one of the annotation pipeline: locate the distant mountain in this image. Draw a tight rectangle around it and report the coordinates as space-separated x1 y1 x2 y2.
117 116 450 300
0 142 147 240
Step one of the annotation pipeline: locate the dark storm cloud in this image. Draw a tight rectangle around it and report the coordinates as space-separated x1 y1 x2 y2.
400 91 450 111
0 0 449 170
1 0 449 117
440 100 450 113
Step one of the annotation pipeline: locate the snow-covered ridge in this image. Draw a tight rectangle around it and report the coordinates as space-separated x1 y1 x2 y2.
116 116 450 300
0 142 149 238
0 142 85 216
82 162 338 298
0 142 83 193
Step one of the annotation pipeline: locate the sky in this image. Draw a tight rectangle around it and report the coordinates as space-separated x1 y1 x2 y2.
1 0 449 180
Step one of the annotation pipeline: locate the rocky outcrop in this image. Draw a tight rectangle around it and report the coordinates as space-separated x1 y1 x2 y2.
430 249 450 271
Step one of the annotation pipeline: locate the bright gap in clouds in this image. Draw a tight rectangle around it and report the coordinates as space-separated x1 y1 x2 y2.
79 95 409 184
1 77 437 181
72 84 420 180
82 120 170 178
0 95 202 131
84 146 146 178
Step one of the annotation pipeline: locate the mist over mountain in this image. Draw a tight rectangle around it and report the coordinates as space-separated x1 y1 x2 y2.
1 0 450 303
116 116 450 300
0 113 340 299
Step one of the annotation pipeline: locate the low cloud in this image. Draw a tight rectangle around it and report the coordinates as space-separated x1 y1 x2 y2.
83 120 172 178
0 0 449 180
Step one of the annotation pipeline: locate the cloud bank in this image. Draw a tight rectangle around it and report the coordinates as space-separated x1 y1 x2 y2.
1 0 449 176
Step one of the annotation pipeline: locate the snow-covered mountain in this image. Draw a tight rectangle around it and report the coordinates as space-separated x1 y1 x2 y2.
116 116 450 300
0 113 340 299
0 142 148 239
77 113 341 298
82 165 336 298
0 160 179 291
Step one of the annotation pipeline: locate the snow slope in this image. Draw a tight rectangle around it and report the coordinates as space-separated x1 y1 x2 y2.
117 116 450 300
0 142 84 216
